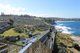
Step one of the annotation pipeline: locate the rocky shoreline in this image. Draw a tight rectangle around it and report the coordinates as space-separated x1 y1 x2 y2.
55 25 80 46
70 36 80 46
54 32 80 53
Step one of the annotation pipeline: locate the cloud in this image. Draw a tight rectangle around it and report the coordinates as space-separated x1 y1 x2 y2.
0 3 58 17
0 3 27 15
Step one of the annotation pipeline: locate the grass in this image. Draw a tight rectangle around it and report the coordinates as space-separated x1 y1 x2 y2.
32 29 43 35
56 32 73 46
15 41 25 46
56 32 80 53
1 28 28 38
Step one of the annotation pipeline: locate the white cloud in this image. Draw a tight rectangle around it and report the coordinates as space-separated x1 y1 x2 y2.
0 3 27 15
0 3 55 17
0 3 58 17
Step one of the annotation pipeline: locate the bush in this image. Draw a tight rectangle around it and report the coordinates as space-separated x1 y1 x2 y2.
73 43 80 51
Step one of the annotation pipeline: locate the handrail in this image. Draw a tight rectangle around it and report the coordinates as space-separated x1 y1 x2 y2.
19 38 37 53
19 43 32 53
19 30 49 53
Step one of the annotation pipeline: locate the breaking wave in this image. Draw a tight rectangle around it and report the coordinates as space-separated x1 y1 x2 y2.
55 24 73 34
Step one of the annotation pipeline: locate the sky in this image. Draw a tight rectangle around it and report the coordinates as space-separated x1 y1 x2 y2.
0 0 80 18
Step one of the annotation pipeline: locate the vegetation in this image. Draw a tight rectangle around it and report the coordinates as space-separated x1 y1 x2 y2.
56 32 73 46
73 43 80 51
0 28 29 46
15 41 25 46
43 18 55 24
14 25 25 33
0 28 28 38
55 32 80 53
0 14 53 47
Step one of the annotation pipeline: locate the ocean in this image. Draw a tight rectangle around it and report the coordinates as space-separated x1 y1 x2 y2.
55 21 80 36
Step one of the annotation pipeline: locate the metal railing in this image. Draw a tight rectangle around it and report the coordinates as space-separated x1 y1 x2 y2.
19 30 52 53
19 40 52 53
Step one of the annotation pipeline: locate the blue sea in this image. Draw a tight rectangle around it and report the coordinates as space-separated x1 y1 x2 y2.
55 21 80 36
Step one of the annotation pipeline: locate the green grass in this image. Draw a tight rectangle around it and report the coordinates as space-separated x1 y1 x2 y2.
15 41 25 46
1 28 28 38
56 32 73 46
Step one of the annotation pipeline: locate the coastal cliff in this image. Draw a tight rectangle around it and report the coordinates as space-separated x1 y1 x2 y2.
54 32 80 53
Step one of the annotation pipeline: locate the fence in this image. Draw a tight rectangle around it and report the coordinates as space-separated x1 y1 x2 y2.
23 41 52 53
19 30 54 53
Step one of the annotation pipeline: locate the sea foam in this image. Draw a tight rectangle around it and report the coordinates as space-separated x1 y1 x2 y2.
55 24 73 34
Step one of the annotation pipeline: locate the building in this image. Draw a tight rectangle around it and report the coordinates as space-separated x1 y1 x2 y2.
0 21 12 34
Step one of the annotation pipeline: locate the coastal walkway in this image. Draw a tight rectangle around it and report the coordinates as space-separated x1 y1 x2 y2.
19 29 55 53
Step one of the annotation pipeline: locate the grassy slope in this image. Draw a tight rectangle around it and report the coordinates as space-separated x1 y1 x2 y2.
56 32 79 53
56 32 73 46
1 28 28 38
